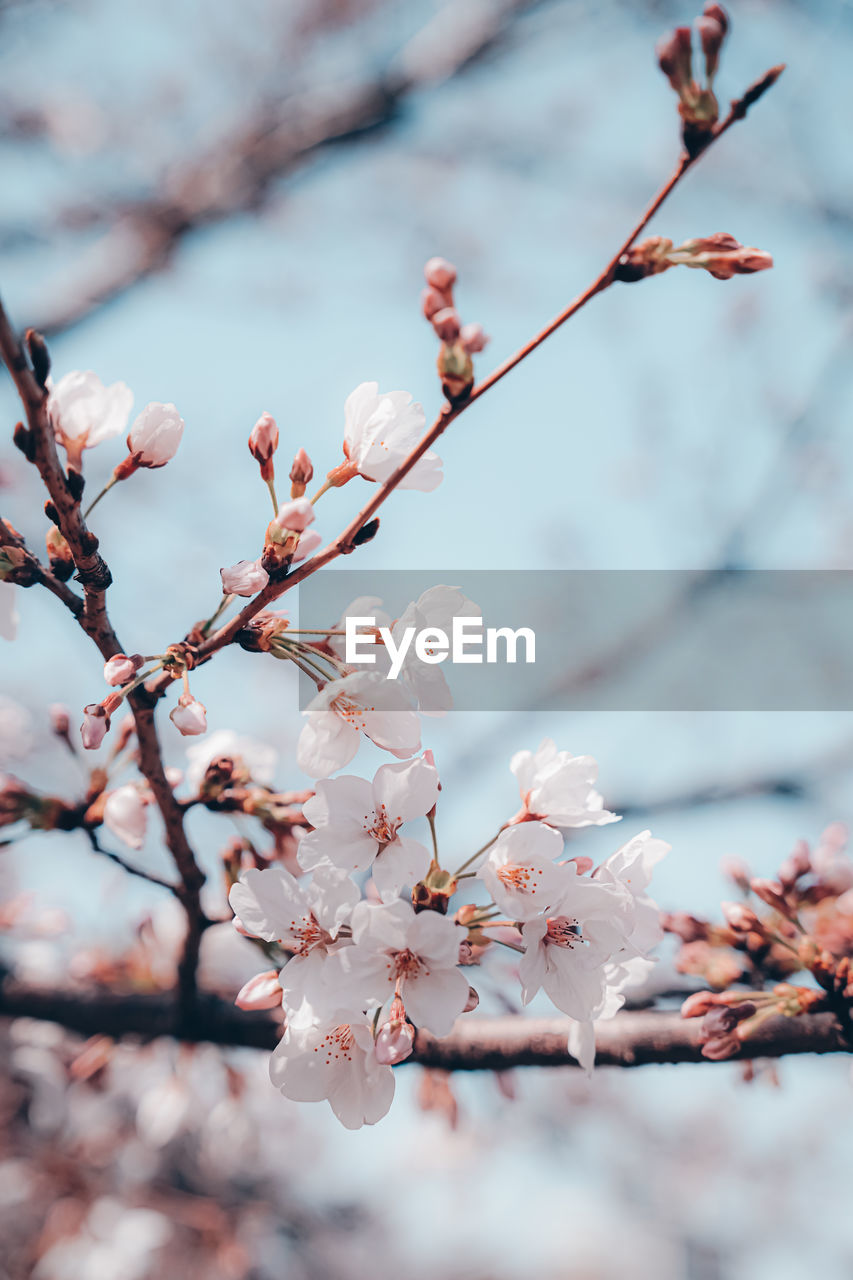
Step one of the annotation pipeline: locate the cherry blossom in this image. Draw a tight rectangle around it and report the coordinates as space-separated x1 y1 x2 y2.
269 1013 395 1130
103 784 148 850
518 910 615 1022
592 829 670 957
342 381 442 491
127 402 184 467
296 671 421 778
566 957 657 1074
328 898 469 1036
219 559 269 596
297 754 438 899
229 865 358 1017
248 411 278 472
47 369 133 468
477 821 570 920
509 738 620 828
81 703 111 750
0 582 18 642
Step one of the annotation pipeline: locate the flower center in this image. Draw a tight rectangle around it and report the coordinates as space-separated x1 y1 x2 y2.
314 1024 355 1063
545 916 581 948
365 803 402 843
285 913 326 957
496 861 541 894
331 693 373 730
389 948 426 980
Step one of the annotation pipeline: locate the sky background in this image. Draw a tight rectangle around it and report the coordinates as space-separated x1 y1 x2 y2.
1 1 853 1276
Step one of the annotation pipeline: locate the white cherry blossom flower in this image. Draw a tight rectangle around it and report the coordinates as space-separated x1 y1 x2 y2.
328 898 469 1036
103 784 148 850
510 738 620 828
0 582 18 641
343 381 442 491
478 821 570 920
593 829 670 956
219 559 269 597
269 1013 395 1130
229 865 359 1018
127 401 184 467
298 754 438 900
47 369 133 468
297 670 421 778
518 909 614 1022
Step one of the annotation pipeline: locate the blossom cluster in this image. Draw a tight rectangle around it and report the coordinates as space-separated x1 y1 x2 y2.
227 734 668 1128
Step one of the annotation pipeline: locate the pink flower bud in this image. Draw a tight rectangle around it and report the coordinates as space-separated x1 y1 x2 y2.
463 985 479 1013
103 784 148 850
421 286 449 320
721 901 761 933
568 856 594 875
220 559 270 597
249 411 279 466
375 1000 415 1066
289 447 313 497
235 969 283 1011
170 693 207 737
750 877 788 913
127 402 184 468
681 991 720 1019
431 307 461 343
103 653 143 686
424 256 457 292
778 840 811 889
274 497 315 534
81 703 110 750
656 26 693 94
460 322 489 354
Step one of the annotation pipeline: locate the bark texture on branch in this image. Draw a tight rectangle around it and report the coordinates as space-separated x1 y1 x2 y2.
0 980 848 1069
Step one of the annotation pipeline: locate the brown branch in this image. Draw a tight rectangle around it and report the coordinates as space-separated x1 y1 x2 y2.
84 830 180 896
0 515 83 615
0 303 205 1012
0 978 846 1068
147 62 784 693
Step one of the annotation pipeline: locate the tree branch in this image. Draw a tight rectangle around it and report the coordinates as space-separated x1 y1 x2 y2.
0 979 845 1069
0 302 205 1012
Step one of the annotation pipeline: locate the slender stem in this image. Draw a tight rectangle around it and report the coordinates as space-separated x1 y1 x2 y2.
427 811 439 864
309 478 333 504
266 478 279 516
201 593 235 637
83 473 119 519
453 832 500 877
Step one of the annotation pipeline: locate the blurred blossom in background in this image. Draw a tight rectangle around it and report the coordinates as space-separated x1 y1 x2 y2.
2 0 853 1276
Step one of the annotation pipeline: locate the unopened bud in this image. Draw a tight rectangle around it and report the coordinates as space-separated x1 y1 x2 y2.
81 703 111 750
778 840 811 889
170 693 207 737
681 991 720 1018
220 559 269 597
235 969 283 1011
103 653 143 687
248 411 278 485
289 448 313 498
351 517 380 548
701 1033 740 1060
720 855 751 892
460 322 489 354
273 498 315 535
721 901 761 933
424 256 457 293
431 307 461 343
656 26 693 94
437 342 474 404
421 286 449 320
750 877 788 913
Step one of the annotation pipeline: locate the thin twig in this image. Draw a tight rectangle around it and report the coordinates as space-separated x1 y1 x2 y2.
147 64 784 692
